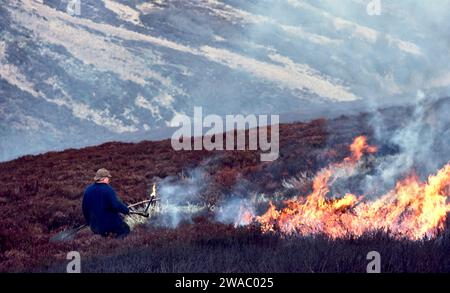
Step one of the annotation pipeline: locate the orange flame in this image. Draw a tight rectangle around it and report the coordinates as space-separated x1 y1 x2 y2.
347 135 377 163
235 204 255 227
250 136 450 240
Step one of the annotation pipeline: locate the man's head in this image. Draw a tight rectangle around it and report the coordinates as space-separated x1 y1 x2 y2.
94 168 112 184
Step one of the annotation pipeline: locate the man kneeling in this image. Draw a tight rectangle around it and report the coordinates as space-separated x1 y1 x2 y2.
82 168 130 238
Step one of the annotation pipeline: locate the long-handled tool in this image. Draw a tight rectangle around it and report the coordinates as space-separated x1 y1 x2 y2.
129 211 150 217
127 183 158 221
50 224 87 242
127 184 158 210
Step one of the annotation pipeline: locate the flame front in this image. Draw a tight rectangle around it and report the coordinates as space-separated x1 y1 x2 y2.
235 205 255 227
252 136 450 240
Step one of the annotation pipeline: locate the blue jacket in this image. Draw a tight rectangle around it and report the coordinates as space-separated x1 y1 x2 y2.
82 183 130 235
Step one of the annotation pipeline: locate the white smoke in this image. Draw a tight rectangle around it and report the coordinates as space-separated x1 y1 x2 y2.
215 197 256 227
150 168 209 228
363 92 450 195
214 190 273 227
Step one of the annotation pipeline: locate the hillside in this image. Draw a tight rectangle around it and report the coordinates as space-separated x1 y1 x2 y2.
0 97 450 272
2 0 450 161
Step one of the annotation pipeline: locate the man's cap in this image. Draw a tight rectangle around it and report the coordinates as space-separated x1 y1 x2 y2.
94 168 112 181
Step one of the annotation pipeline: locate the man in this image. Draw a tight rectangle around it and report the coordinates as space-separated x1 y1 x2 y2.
82 168 130 238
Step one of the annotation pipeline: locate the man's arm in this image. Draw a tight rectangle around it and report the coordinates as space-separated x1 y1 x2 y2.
106 187 130 215
81 194 90 224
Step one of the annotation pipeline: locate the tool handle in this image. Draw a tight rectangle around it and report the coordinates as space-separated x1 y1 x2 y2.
129 211 150 218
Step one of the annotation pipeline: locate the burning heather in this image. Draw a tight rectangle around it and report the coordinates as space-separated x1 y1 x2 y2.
246 136 450 240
